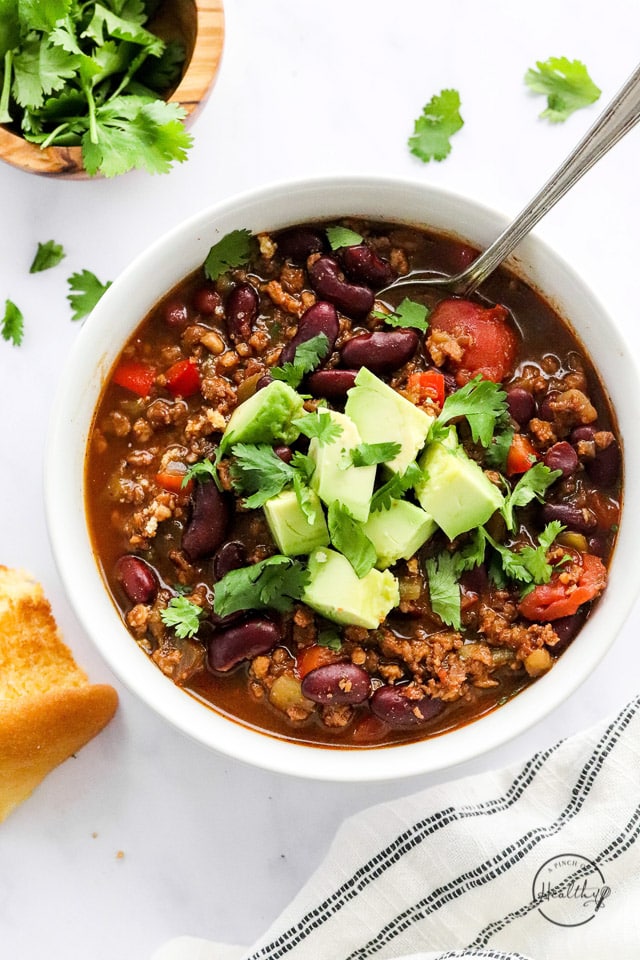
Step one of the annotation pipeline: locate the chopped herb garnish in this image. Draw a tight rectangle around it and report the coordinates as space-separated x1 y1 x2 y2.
160 596 206 639
373 298 429 332
500 462 562 532
525 57 601 123
1 299 24 346
485 426 516 471
430 375 509 448
204 229 253 281
317 628 342 651
67 269 112 321
181 458 218 488
294 410 343 446
228 443 296 509
326 226 364 250
270 333 330 389
327 501 377 579
213 555 309 617
371 461 423 512
425 551 461 629
30 239 65 273
350 442 402 468
408 88 464 163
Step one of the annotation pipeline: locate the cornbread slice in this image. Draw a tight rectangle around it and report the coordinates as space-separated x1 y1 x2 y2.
0 566 118 822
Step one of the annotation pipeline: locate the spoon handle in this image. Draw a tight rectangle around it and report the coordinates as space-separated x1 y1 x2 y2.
454 62 640 296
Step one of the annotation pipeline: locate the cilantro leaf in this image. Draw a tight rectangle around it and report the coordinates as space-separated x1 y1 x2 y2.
228 443 295 509
326 226 364 250
294 410 343 446
12 37 80 110
213 555 309 617
82 96 192 177
317 628 342 651
484 426 515 471
30 239 66 273
371 461 423 512
517 521 566 584
181 458 218 488
327 501 377 579
500 462 562 531
67 268 112 320
409 88 464 163
374 298 429 333
160 595 205 639
204 229 253 281
525 57 601 123
425 552 461 629
431 375 508 447
270 333 330 389
1 299 24 346
350 442 402 467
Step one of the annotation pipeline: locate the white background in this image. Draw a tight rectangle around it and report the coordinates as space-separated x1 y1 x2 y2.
1 1 639 957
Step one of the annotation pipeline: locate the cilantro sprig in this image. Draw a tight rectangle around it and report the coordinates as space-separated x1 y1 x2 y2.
270 333 330 389
327 501 377 579
525 57 601 123
67 269 112 321
228 443 297 509
1 299 24 346
0 1 192 177
294 410 343 446
30 240 65 273
409 88 464 163
371 461 423 513
500 462 562 532
160 596 206 639
326 226 364 250
213 555 309 618
430 375 509 448
204 230 253 281
350 442 402 468
373 298 429 333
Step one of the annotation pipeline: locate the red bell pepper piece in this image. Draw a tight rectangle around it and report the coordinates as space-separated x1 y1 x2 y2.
165 359 200 398
112 360 156 397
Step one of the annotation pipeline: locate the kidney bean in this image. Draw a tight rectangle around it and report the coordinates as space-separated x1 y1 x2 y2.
540 502 596 533
551 613 584 654
460 563 488 597
370 686 445 727
337 245 395 288
278 301 339 366
208 618 281 672
276 227 326 262
571 425 596 444
182 481 231 561
193 284 222 316
538 390 560 421
308 257 374 318
506 387 536 426
339 329 419 374
213 540 247 581
115 555 158 604
256 373 273 391
225 282 259 342
163 299 189 330
544 441 579 477
306 369 359 398
301 663 371 705
586 440 620 487
274 445 293 463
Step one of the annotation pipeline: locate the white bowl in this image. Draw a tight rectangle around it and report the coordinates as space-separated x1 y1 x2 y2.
45 175 640 781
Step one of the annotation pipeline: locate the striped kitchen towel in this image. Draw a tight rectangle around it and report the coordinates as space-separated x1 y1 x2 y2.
154 696 640 960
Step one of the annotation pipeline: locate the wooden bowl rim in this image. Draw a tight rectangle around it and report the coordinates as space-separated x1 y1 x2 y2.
0 0 224 178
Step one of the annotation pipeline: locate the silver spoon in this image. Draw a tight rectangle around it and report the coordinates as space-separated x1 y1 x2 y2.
386 62 640 299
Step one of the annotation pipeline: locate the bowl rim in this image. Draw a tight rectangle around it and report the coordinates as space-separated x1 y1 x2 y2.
45 173 640 781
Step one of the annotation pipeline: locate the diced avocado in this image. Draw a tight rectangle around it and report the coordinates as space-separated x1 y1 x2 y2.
308 409 375 522
221 381 304 451
362 498 436 569
303 548 400 629
414 442 504 540
345 367 434 474
263 488 329 556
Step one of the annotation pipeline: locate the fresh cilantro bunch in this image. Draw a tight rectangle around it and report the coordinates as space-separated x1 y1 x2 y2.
0 0 192 176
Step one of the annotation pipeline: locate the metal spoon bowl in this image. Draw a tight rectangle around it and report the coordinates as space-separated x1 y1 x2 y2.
384 63 640 299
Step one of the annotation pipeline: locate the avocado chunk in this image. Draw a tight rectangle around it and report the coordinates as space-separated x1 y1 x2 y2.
221 381 304 452
414 442 504 540
362 498 436 569
308 409 376 522
345 367 434 474
303 548 400 628
263 488 329 556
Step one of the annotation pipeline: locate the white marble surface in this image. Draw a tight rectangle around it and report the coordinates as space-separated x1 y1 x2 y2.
1 1 639 957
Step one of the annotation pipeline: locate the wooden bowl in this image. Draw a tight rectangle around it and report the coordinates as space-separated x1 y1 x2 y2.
0 0 224 179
